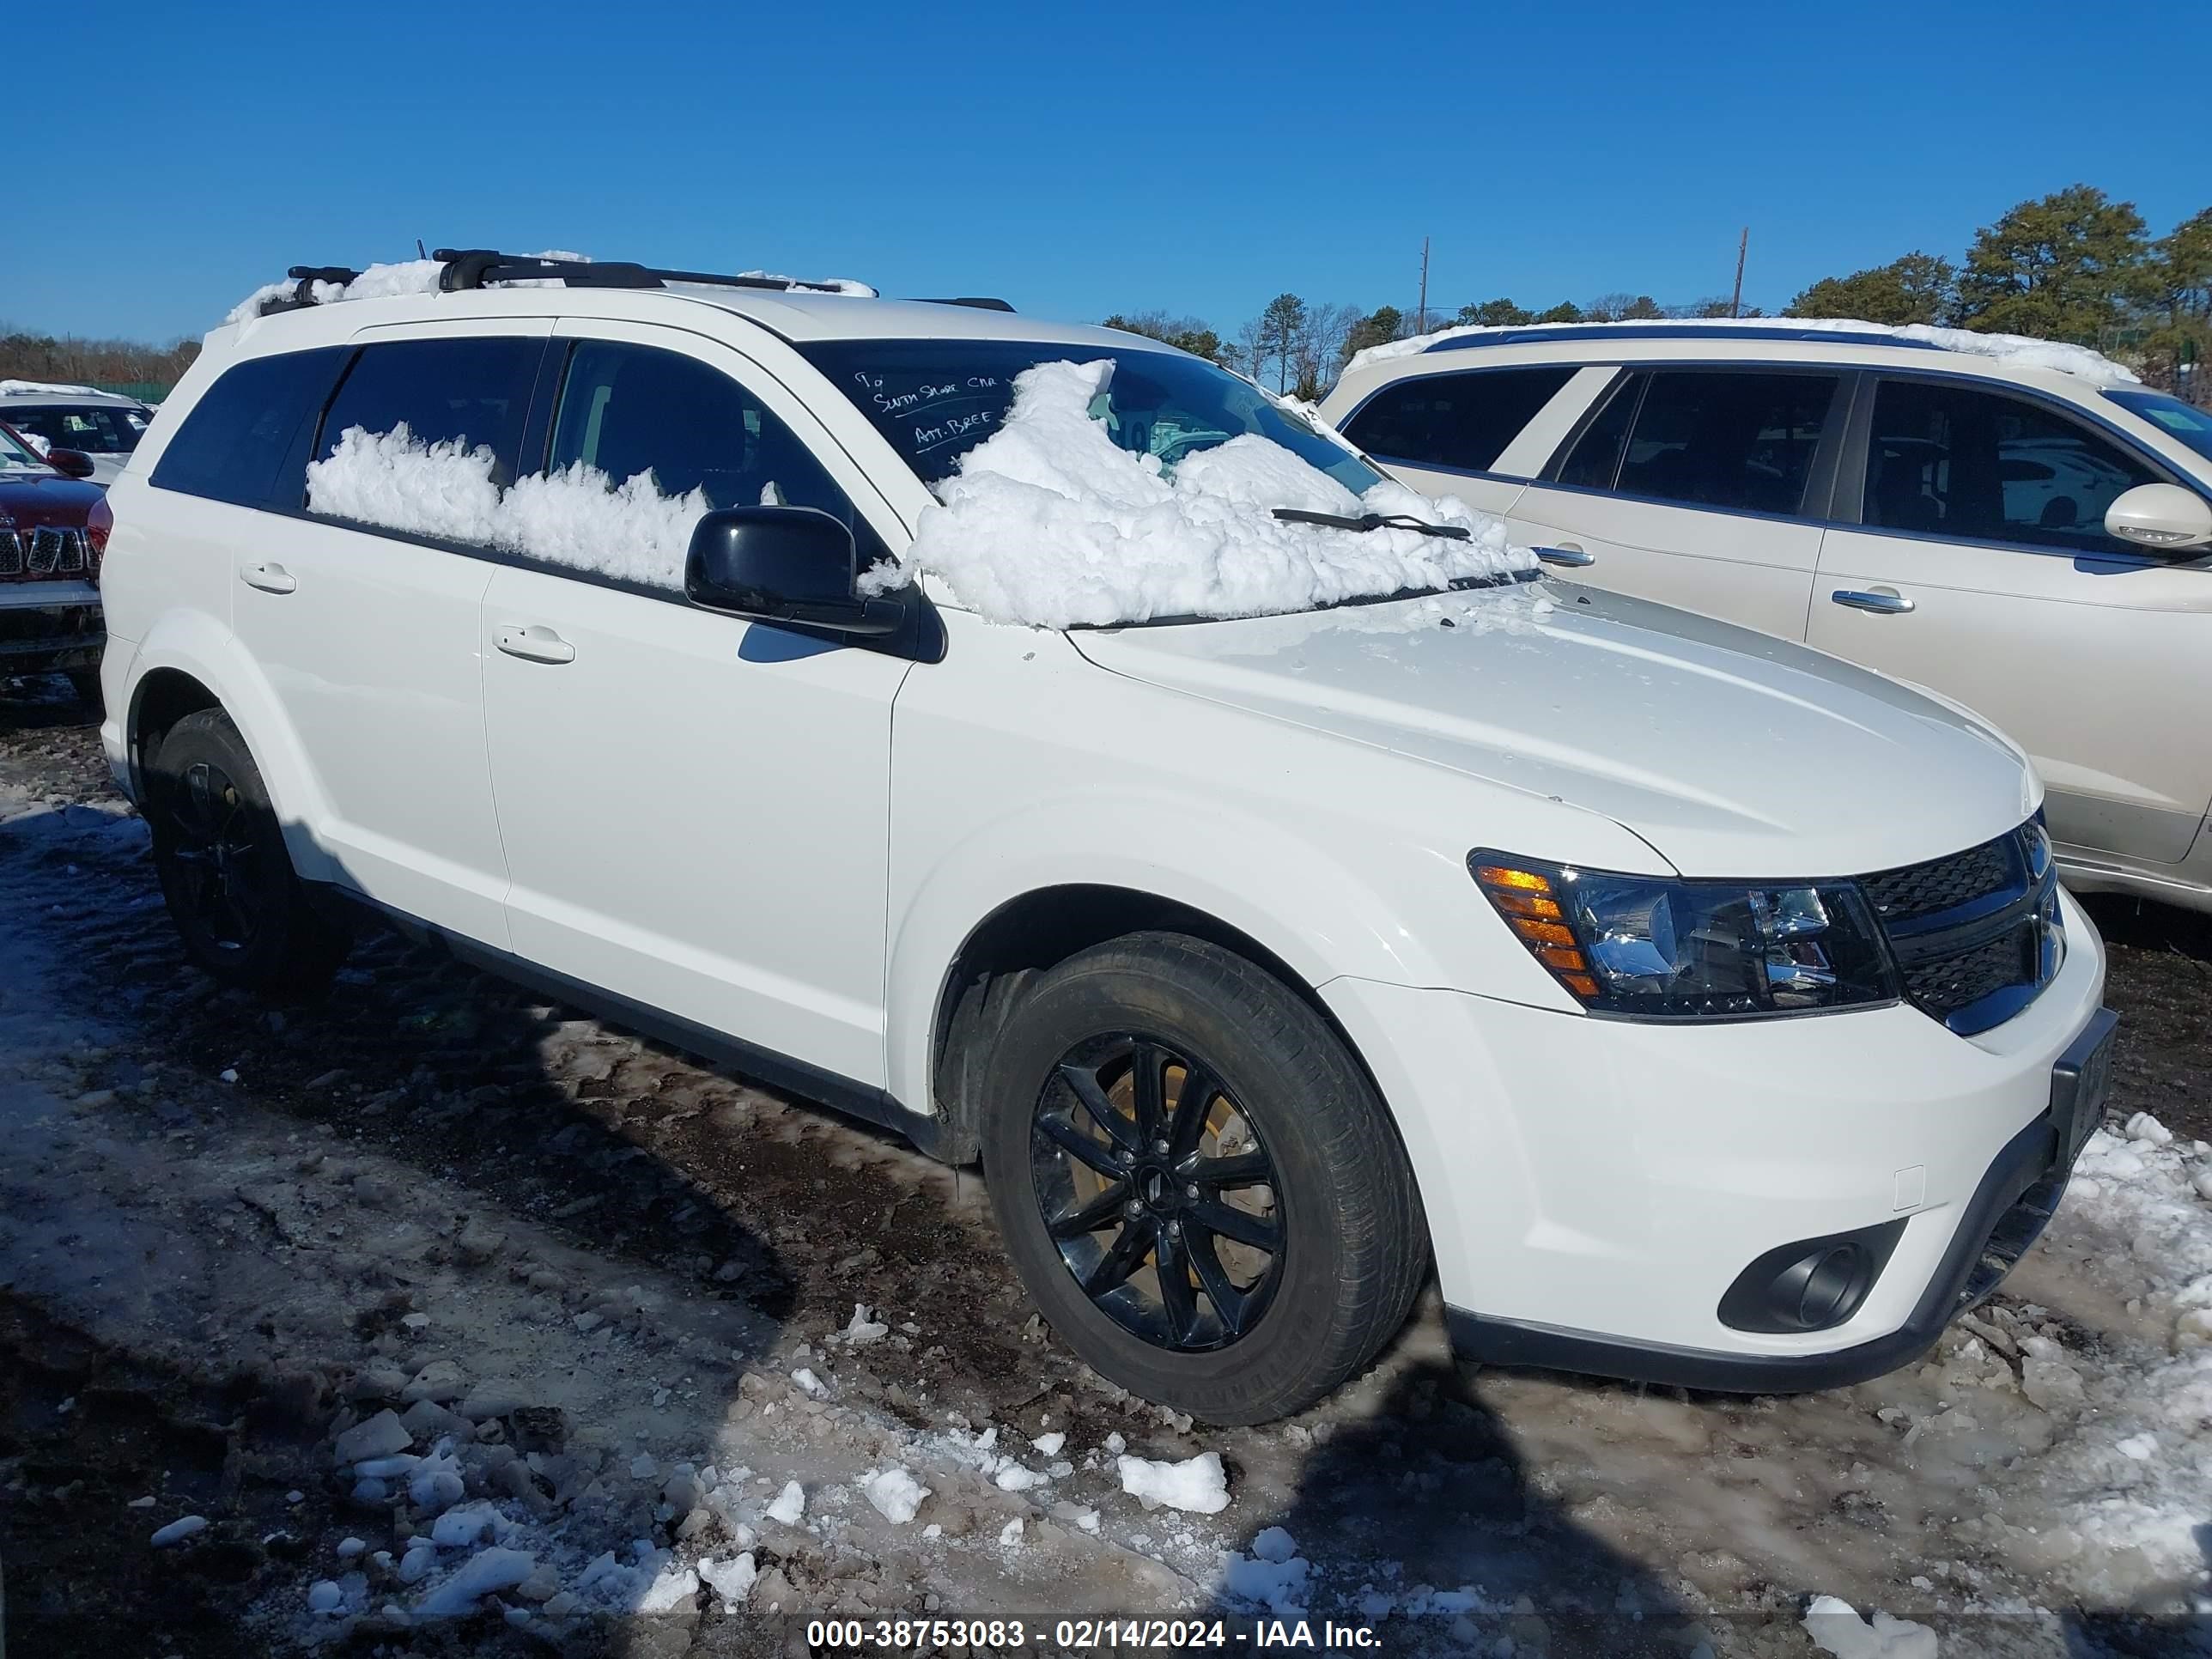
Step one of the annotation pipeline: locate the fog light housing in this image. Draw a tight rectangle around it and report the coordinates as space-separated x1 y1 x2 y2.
1718 1219 1907 1334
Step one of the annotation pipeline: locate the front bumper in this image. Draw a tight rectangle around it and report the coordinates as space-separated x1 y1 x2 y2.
0 580 103 673
1321 886 2109 1388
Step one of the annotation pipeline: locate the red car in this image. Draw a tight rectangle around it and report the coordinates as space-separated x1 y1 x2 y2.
0 420 108 702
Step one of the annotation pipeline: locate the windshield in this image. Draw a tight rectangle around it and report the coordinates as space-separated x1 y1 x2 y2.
799 338 1384 495
2106 389 2212 466
0 425 50 471
3 402 149 455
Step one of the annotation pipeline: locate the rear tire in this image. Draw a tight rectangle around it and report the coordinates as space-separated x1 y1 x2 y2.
980 932 1427 1425
146 709 350 997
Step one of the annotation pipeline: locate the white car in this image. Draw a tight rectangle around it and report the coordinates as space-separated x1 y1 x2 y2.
0 382 157 486
1322 320 2212 915
96 254 2112 1422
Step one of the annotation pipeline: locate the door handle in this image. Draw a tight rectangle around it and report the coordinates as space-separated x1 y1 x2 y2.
239 562 296 594
495 623 576 665
1830 587 1915 615
1534 544 1595 568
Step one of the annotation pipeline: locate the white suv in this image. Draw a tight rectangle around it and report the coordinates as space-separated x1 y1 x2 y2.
98 254 2112 1422
1322 319 2212 914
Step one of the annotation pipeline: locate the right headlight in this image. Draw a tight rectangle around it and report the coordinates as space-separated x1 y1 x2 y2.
1470 853 1897 1020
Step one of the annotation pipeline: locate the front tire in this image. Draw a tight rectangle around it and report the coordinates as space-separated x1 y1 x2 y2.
981 933 1427 1425
146 709 350 996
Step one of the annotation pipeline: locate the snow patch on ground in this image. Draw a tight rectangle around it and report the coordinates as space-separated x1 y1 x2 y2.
1802 1595 1940 1658
889 357 1531 628
1118 1451 1231 1515
861 1466 931 1524
1348 314 2141 387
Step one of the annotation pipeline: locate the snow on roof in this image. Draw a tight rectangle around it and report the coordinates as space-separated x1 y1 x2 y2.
1346 314 2142 388
886 357 1534 629
0 380 107 398
226 252 877 328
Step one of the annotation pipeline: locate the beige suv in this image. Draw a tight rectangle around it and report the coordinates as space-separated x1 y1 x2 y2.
1323 320 2212 914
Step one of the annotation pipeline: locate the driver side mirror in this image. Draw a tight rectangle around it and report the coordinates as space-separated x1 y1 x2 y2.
2105 483 2212 553
684 506 906 635
46 447 95 480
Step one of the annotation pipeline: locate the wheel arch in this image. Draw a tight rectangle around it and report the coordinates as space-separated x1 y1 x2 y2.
924 882 1394 1169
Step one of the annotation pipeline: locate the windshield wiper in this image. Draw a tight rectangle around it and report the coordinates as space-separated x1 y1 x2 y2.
1271 507 1471 541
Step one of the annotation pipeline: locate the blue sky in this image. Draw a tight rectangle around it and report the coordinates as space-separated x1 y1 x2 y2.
24 0 2209 345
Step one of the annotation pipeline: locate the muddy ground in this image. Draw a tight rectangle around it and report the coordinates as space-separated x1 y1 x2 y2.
4 677 2211 1658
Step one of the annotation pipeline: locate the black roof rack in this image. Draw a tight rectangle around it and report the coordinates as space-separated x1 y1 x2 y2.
911 296 1016 313
432 249 866 296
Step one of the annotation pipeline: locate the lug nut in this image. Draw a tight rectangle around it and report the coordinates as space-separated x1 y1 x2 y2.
1185 1183 1200 1198
1152 1139 1169 1154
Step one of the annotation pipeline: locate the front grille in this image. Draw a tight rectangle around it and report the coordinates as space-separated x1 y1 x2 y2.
0 525 93 580
1865 823 2057 1035
1863 841 2014 923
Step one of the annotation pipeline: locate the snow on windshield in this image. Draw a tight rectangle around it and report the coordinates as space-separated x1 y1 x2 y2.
1348 315 2142 388
882 358 1533 629
306 423 723 587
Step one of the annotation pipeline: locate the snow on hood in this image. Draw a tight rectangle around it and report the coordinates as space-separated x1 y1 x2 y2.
887 358 1534 629
0 380 102 398
1348 315 2142 389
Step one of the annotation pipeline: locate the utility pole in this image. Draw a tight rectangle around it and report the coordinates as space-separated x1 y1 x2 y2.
1729 228 1748 319
1417 237 1431 334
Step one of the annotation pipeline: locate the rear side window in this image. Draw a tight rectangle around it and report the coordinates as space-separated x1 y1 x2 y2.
150 349 349 507
318 336 542 486
1614 370 1840 515
1865 379 2161 554
1553 371 1644 489
1340 366 1574 474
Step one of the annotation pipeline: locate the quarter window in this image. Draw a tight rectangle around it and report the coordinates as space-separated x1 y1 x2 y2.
149 348 350 508
319 336 542 486
1614 370 1840 515
1340 366 1575 474
1864 380 2161 555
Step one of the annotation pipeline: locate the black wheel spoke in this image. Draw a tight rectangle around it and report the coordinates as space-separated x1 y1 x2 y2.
1166 1063 1216 1160
1032 1032 1283 1355
1187 1231 1253 1337
1048 1180 1131 1239
1036 1109 1125 1178
1128 1042 1166 1143
1083 1216 1155 1297
1188 1149 1272 1188
1155 1227 1200 1344
1057 1062 1140 1157
1189 1199 1280 1253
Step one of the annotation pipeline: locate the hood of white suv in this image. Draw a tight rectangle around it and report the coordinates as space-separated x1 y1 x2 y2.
1071 581 2037 879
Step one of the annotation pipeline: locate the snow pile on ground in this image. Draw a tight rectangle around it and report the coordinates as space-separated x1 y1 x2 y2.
1117 1450 1231 1514
892 358 1530 628
1218 1526 1310 1617
1802 1595 1939 1658
305 422 714 586
1349 315 2140 388
860 1467 931 1524
0 379 101 397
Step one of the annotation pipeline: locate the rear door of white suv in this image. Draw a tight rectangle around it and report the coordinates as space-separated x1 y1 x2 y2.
1809 371 2212 871
478 322 915 1087
240 320 550 947
1502 366 1850 641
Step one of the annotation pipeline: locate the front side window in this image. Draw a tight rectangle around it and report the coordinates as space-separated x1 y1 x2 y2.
1865 379 2161 554
150 349 350 508
1614 370 1840 515
549 340 855 519
1339 365 1576 474
799 338 1383 495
